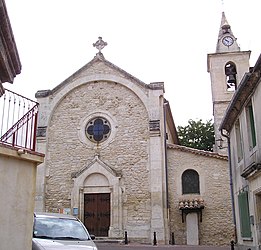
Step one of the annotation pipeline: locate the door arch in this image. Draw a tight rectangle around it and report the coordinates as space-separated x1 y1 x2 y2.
71 156 122 238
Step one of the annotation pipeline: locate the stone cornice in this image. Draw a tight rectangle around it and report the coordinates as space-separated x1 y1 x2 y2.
0 143 45 163
241 163 261 179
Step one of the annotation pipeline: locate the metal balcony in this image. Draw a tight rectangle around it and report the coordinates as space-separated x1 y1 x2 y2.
0 89 38 151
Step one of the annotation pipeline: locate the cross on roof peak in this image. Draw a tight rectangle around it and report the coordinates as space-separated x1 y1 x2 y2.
93 37 107 52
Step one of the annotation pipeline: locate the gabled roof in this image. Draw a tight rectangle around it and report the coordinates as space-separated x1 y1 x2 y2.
36 52 162 98
167 143 228 160
220 54 261 132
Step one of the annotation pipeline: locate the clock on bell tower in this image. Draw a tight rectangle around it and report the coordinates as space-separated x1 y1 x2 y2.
207 12 251 154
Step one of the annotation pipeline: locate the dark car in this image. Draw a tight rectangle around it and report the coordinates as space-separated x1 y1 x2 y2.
32 212 98 250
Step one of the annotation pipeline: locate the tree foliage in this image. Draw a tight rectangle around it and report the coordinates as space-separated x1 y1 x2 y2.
177 119 215 152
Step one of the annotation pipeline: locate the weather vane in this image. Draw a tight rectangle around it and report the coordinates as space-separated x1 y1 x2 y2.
93 37 107 52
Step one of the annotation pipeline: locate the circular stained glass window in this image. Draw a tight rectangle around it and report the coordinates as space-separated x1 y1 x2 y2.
85 117 111 143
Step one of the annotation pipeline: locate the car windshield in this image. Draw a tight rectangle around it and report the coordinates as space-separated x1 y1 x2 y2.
33 216 90 241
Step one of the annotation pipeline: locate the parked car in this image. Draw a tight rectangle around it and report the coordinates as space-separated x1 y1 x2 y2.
32 212 98 250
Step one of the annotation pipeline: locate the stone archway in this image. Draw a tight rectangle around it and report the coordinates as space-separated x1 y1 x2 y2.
71 156 122 238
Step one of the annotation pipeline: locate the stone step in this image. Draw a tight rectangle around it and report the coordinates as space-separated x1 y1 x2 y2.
94 237 124 244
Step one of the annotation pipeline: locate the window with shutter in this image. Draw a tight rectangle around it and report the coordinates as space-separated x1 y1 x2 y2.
238 191 252 238
246 102 256 149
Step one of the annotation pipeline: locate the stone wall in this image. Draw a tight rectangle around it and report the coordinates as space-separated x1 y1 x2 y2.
167 145 234 246
44 80 152 237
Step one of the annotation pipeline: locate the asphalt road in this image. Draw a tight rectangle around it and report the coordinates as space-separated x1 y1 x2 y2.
96 243 231 250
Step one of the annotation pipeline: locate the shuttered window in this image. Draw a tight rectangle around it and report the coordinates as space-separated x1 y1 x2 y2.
246 102 256 149
238 191 251 238
235 120 243 162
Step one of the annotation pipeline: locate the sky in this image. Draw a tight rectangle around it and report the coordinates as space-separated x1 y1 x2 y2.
4 0 261 126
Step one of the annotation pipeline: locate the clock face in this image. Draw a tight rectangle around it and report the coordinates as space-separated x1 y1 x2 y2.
222 36 234 46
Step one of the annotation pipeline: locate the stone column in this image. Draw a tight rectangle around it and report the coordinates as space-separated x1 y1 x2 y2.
150 136 165 244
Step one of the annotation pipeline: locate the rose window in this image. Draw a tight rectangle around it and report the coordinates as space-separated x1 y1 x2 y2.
85 117 111 143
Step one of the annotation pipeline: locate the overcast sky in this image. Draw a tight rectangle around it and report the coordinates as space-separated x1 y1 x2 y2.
4 0 261 126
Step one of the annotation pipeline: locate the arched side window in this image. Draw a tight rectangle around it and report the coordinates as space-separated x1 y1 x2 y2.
225 61 237 91
182 169 200 194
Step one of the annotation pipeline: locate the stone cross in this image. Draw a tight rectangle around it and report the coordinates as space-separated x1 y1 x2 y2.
93 37 107 52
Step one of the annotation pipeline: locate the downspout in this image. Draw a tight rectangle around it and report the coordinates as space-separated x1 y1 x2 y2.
221 129 237 243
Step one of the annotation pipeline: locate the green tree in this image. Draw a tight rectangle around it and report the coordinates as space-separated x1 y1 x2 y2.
177 119 215 151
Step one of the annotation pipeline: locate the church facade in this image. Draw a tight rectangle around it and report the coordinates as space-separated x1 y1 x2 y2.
34 12 245 245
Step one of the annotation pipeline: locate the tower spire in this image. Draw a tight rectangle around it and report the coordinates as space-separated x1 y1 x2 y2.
207 10 251 153
216 12 240 53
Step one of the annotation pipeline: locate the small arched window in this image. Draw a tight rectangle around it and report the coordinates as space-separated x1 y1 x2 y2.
182 169 200 194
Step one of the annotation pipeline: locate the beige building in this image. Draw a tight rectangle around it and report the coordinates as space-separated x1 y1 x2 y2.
35 17 235 245
220 53 261 250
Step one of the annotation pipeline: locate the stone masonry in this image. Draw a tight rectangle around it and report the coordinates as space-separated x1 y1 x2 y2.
167 144 234 246
35 51 234 245
36 53 168 243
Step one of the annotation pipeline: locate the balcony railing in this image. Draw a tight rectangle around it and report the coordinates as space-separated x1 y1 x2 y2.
0 89 38 151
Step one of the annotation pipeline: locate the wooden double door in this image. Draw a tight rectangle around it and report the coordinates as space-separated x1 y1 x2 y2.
84 193 110 237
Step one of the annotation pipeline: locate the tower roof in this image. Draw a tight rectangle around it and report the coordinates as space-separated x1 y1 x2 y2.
216 12 240 53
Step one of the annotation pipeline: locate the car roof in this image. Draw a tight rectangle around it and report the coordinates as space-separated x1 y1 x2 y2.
34 212 78 220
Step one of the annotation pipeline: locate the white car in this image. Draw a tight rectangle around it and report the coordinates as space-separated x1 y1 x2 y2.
32 212 98 250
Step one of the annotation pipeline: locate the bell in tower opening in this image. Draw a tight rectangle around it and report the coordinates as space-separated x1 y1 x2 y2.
225 62 237 91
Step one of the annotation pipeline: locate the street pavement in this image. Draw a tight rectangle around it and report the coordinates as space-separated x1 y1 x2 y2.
96 242 231 250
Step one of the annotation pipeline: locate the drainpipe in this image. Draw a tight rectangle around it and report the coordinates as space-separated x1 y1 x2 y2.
221 129 237 243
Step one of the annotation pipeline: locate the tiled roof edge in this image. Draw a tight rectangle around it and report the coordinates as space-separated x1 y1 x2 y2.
167 143 228 160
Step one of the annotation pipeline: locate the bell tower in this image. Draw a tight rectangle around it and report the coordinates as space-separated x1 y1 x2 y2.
207 12 251 154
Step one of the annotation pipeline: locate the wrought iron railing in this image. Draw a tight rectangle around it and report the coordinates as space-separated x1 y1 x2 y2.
0 89 38 151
